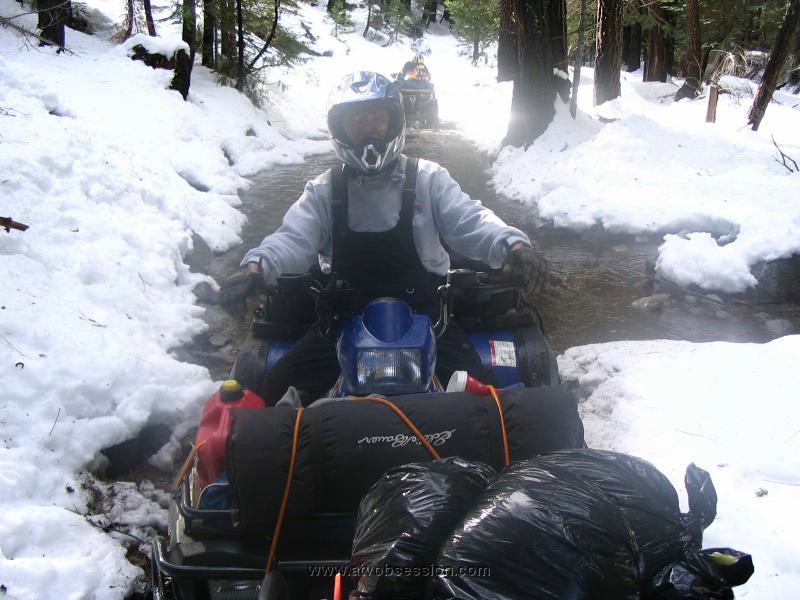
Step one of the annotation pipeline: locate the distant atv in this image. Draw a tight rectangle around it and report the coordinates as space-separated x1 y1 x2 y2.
395 77 438 129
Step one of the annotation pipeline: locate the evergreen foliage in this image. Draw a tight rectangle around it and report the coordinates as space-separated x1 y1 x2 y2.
362 0 413 45
444 0 500 64
330 0 354 37
214 0 309 75
567 0 597 63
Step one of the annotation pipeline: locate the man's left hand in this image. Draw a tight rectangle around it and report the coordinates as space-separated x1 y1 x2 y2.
218 262 265 309
502 242 549 297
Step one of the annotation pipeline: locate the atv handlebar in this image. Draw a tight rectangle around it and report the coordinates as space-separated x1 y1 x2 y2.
270 268 528 340
433 268 526 337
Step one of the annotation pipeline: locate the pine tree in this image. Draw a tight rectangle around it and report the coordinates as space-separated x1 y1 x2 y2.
501 0 568 147
445 0 499 64
675 0 701 100
643 0 669 81
594 0 623 104
748 0 800 129
330 0 353 37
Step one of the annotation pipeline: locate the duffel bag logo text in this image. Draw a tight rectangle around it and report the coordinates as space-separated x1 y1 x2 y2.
357 429 455 448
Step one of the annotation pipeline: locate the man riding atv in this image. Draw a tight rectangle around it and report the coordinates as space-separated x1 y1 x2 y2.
220 71 548 406
395 55 438 128
400 54 431 82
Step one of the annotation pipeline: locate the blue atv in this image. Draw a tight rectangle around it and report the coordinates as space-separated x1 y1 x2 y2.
232 267 558 398
149 269 583 600
394 77 438 129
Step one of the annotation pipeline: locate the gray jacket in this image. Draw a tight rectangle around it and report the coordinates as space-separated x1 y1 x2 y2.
241 155 531 285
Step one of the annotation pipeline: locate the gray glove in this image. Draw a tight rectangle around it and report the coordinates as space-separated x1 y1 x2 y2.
218 264 265 307
502 243 549 297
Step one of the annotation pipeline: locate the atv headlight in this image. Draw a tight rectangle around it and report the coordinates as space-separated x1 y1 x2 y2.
356 349 422 388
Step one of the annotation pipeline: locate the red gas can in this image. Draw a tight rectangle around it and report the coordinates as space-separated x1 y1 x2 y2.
195 380 264 489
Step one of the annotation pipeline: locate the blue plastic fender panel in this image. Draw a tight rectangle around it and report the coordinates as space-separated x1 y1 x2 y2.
467 330 522 388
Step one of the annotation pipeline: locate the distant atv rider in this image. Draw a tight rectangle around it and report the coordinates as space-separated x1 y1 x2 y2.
220 71 548 405
400 54 431 82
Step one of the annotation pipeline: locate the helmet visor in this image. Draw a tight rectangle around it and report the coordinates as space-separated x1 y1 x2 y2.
329 99 403 148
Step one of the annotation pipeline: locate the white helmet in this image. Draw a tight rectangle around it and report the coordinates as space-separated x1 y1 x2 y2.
326 72 406 176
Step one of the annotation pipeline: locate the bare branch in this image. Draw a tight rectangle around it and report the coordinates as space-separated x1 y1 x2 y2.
772 136 799 173
0 15 78 55
245 0 280 74
49 408 61 435
0 333 27 357
2 0 73 21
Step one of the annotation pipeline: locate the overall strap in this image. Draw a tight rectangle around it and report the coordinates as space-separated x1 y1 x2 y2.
330 163 349 272
400 157 419 218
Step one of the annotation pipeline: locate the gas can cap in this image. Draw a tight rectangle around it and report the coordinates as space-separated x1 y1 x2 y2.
220 379 244 402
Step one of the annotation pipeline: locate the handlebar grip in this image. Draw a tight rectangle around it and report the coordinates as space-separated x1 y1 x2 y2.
484 270 526 287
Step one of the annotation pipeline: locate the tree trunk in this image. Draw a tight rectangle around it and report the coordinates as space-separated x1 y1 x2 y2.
498 0 518 82
363 2 371 37
236 0 244 90
623 25 631 66
643 1 668 82
179 0 195 98
171 49 192 99
549 0 567 73
701 46 711 79
676 0 702 100
473 38 480 64
125 0 133 38
504 0 559 147
143 0 157 35
423 0 437 24
202 0 215 66
748 0 800 130
220 0 235 59
594 0 623 105
549 0 570 102
182 0 196 59
570 0 588 118
326 0 335 12
38 0 68 47
622 0 641 72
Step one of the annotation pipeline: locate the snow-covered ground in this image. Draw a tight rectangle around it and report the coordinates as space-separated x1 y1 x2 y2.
1 0 799 597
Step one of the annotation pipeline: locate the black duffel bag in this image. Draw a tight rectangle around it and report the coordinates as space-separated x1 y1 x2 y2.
226 385 584 532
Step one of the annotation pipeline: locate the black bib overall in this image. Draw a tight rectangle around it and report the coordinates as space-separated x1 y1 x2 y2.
330 158 443 309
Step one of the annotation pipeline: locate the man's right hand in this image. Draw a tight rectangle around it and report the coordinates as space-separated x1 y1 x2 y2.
218 262 265 307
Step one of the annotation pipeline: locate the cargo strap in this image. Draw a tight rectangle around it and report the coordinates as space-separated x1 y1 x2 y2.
266 407 305 573
357 393 511 467
173 439 208 491
488 386 511 467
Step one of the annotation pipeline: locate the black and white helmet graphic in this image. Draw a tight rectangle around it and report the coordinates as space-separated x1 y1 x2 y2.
326 72 406 176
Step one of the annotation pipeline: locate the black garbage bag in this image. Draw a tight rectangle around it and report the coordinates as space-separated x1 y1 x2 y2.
433 459 641 600
351 457 496 600
647 548 754 599
682 463 718 538
532 452 717 581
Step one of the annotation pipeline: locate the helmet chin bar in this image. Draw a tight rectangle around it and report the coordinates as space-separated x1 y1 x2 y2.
360 144 384 172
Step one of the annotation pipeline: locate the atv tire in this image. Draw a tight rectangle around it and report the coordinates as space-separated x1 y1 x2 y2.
424 99 439 129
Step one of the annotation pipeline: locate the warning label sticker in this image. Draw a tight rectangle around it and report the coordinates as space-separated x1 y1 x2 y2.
490 340 517 367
